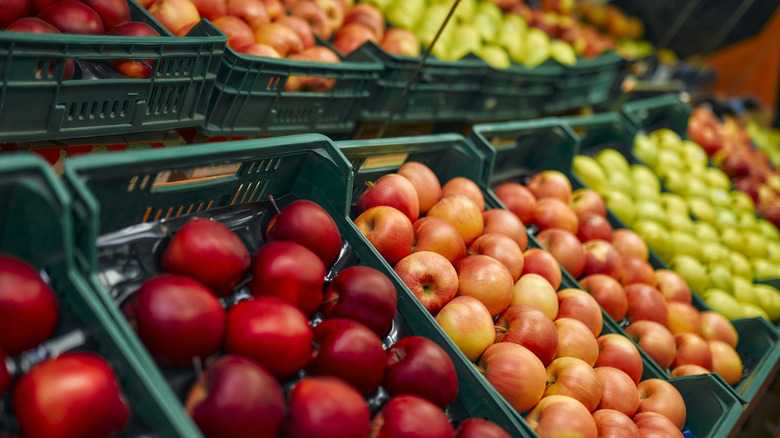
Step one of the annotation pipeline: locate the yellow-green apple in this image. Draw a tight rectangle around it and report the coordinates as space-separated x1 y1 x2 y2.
494 183 537 225
343 2 384 39
285 377 370 438
582 240 623 279
468 233 524 281
442 177 485 212
544 357 602 412
625 283 668 325
290 0 331 39
573 155 607 192
699 311 738 348
306 318 385 395
527 170 573 203
510 273 558 319
708 340 742 386
482 209 528 250
602 190 637 225
636 379 686 430
496 304 558 365
632 412 684 438
595 149 631 175
397 161 441 214
370 395 455 438
536 228 585 278
526 395 598 438
522 248 563 290
436 296 495 362
654 270 692 304
185 355 284 438
669 255 708 294
254 22 304 56
356 205 414 266
427 195 484 245
619 256 656 287
579 274 628 322
456 255 513 317
595 334 643 385
670 364 710 378
383 336 458 408
570 188 607 219
357 173 420 223
592 409 641 438
535 198 579 234
632 220 673 262
702 289 743 320
624 321 676 370
554 318 599 366
455 418 511 438
594 366 639 416
666 302 701 335
673 333 712 371
753 284 780 322
333 22 378 55
394 251 458 314
412 217 467 265
577 213 614 243
321 266 397 336
478 342 547 413
556 288 603 337
381 27 421 57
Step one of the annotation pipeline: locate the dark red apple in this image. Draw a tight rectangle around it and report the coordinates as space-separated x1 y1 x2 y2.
162 218 250 297
38 0 104 35
0 255 59 356
109 22 160 78
321 265 397 336
625 283 668 325
0 0 30 28
286 377 371 438
371 395 455 438
30 0 57 13
3 17 76 80
224 296 312 380
455 418 511 438
78 0 130 30
126 274 226 367
267 199 342 266
576 213 613 243
383 336 458 408
186 355 284 438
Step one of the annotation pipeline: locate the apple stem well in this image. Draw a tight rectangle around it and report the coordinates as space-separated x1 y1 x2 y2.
267 195 281 214
387 349 407 366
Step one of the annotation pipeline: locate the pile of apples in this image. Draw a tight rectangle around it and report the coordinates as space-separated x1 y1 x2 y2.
573 129 780 323
351 162 693 437
124 199 512 437
493 170 746 386
0 254 131 437
1 0 163 79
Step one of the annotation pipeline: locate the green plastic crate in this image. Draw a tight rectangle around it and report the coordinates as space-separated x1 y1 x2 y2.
0 154 201 437
64 133 533 437
0 2 225 143
469 114 780 408
544 52 624 114
622 94 693 136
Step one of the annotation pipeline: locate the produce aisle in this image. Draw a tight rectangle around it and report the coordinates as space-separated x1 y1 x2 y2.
1 0 779 437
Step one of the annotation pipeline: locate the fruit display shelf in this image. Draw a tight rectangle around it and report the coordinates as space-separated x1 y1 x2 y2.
0 1 225 144
336 133 743 438
63 133 533 437
544 51 625 115
0 154 201 437
468 114 780 409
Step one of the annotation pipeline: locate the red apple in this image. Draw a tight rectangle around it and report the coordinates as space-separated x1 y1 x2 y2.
595 334 644 385
570 188 607 219
427 195 484 245
355 205 414 266
257 0 283 20
79 0 130 30
267 199 342 267
494 182 537 225
521 248 562 290
286 377 370 438
699 311 738 348
38 0 104 35
579 274 628 322
276 16 315 49
254 22 304 56
510 273 558 320
654 269 692 304
455 418 511 438
394 251 458 314
286 46 340 91
224 296 312 380
482 209 528 251
0 0 29 28
496 304 558 366
213 15 255 49
397 161 442 214
30 0 56 14
526 395 598 438
11 353 129 438
592 409 641 438
162 218 250 297
0 255 59 356
127 274 225 367
620 256 656 287
333 21 377 55
535 198 579 234
577 213 614 243
456 255 514 318
370 395 455 438
412 216 467 265
556 288 603 337
673 333 712 371
314 0 344 34
468 233 524 280
108 22 160 79
632 412 684 438
185 356 284 438
554 318 599 366
594 366 639 416
670 364 711 378
624 321 676 371
321 265 397 336
527 170 572 203
381 27 421 57
478 342 547 413
666 302 701 335
544 356 602 412
612 229 649 261
357 173 420 223
636 379 687 430
237 43 281 57
227 0 269 30
442 177 485 212
625 283 667 325
343 2 385 40
581 239 622 279
383 336 458 408
5 16 59 33
436 296 496 362
147 0 200 34
290 0 331 39
536 228 585 278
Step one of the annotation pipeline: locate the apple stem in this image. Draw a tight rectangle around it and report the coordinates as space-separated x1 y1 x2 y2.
494 326 507 334
475 364 486 375
321 298 338 304
365 181 375 189
268 195 281 214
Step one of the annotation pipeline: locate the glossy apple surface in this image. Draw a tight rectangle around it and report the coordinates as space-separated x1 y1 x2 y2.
268 199 342 266
286 377 370 438
357 173 420 223
625 283 668 325
579 274 628 322
636 379 687 430
544 356 602 412
394 251 458 315
624 321 676 371
456 255 514 317
436 296 495 362
496 304 558 366
370 395 455 438
536 228 585 278
468 233 524 281
633 412 684 438
511 273 558 320
321 265 397 336
595 333 643 385
355 205 414 266
427 194 484 245
554 318 599 366
521 248 563 290
441 177 485 212
397 161 442 214
594 366 639 416
556 288 603 337
383 336 458 408
525 395 598 438
592 409 641 438
412 217 467 265
455 418 511 438
527 170 572 203
38 0 104 35
494 182 536 225
482 209 528 250
478 342 546 414
535 198 579 234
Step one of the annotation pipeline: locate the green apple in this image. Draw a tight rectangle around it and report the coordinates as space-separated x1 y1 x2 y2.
752 259 780 281
682 178 709 199
702 289 743 320
669 230 702 260
386 0 426 30
731 191 755 213
573 155 607 191
478 44 510 68
687 197 717 225
635 200 668 228
693 221 721 244
701 242 732 266
633 185 661 202
753 284 780 322
633 134 659 167
475 0 503 24
767 244 780 263
735 210 757 230
602 190 636 225
660 168 686 194
595 149 631 176
720 227 747 254
755 219 780 242
733 276 759 303
713 209 738 231
708 188 732 209
633 219 672 261
650 129 682 151
706 263 734 294
667 213 695 233
550 40 576 66
729 251 754 280
671 254 708 293
660 193 689 216
742 232 768 259
361 0 392 12
655 149 684 176
739 303 771 320
453 0 476 22
680 140 708 168
705 167 732 191
631 164 661 193
472 12 499 43
448 24 482 60
519 28 550 67
497 14 526 54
